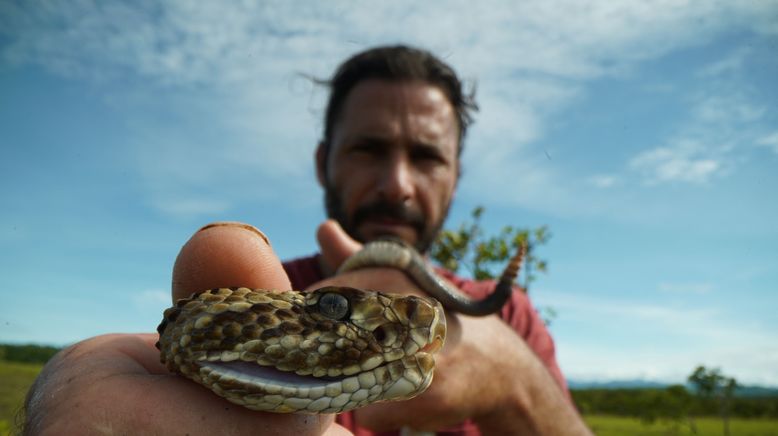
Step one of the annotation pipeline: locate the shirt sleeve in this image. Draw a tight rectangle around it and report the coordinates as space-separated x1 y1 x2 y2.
506 290 570 397
282 254 325 290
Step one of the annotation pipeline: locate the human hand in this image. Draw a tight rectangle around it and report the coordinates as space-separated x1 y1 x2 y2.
25 222 352 436
313 219 591 434
313 220 513 431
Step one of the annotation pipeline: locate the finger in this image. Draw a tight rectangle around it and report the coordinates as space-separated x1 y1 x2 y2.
316 219 363 274
42 334 351 436
171 222 292 302
167 224 350 434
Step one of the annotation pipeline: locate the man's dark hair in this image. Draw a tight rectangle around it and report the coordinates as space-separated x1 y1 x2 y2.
319 45 478 157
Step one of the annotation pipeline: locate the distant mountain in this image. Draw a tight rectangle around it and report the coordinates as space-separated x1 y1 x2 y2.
733 385 778 398
568 379 778 397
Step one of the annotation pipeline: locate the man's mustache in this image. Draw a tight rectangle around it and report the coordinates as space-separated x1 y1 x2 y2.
351 201 426 233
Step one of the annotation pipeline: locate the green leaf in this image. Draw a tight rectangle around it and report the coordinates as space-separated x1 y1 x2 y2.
431 206 551 295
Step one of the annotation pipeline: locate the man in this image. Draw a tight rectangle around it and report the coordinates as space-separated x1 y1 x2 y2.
281 45 589 434
22 46 590 435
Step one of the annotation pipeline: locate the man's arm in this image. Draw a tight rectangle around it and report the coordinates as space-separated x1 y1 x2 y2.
456 314 589 434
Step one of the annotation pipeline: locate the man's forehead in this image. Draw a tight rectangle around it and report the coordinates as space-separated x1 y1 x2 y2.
333 81 458 145
342 79 453 112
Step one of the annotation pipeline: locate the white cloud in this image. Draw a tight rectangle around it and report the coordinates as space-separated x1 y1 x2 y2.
697 45 753 78
559 340 778 386
629 141 722 185
542 291 722 337
756 132 778 154
627 74 767 186
132 288 171 307
151 197 232 218
536 290 778 385
2 0 775 218
693 94 766 125
658 282 713 295
588 175 618 189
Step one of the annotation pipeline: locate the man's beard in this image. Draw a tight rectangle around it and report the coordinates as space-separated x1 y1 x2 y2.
324 183 449 254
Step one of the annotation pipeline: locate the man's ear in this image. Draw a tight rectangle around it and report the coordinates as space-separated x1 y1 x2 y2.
315 141 327 187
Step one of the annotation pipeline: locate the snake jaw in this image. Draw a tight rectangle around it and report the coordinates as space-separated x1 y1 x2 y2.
158 286 446 413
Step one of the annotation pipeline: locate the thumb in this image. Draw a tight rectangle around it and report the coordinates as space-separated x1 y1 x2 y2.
172 222 292 302
316 219 362 274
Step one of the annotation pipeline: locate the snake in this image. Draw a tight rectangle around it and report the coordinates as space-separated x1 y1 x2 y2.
156 238 524 414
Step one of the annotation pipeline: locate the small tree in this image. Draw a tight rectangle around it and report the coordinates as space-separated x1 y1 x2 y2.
662 385 696 434
688 365 738 435
431 206 556 323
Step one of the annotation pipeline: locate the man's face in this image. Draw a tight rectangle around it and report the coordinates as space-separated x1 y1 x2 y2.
317 79 460 253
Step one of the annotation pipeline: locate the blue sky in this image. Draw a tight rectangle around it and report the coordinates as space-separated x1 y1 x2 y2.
1 1 777 386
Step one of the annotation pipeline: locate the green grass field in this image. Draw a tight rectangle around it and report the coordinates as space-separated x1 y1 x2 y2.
2 360 778 435
585 415 778 435
0 360 42 435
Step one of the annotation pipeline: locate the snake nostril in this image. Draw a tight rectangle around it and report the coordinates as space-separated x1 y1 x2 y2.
373 324 398 346
373 326 386 343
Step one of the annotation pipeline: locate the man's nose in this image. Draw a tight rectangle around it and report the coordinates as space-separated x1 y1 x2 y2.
377 156 415 203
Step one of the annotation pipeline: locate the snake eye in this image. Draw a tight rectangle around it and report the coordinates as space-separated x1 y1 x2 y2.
318 292 350 320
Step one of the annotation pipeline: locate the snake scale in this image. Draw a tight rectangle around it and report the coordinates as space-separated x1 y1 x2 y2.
156 238 525 414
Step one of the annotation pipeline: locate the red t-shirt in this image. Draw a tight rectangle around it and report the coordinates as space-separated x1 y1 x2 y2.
283 254 569 436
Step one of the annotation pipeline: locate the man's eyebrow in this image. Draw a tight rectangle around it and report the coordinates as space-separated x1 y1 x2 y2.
409 140 451 160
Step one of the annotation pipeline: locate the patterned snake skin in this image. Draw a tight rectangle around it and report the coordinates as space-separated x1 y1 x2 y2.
156 239 523 413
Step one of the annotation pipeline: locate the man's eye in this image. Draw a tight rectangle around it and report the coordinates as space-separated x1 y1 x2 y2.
412 149 445 163
349 143 380 155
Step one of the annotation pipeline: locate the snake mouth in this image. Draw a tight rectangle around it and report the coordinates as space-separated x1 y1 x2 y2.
197 354 433 389
199 360 346 387
196 352 434 413
421 337 443 354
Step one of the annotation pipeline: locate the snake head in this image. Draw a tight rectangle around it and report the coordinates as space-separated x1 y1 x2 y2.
307 286 445 354
305 286 446 369
156 286 445 413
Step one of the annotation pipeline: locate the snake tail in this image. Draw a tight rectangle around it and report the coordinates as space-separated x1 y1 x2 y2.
338 239 526 317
